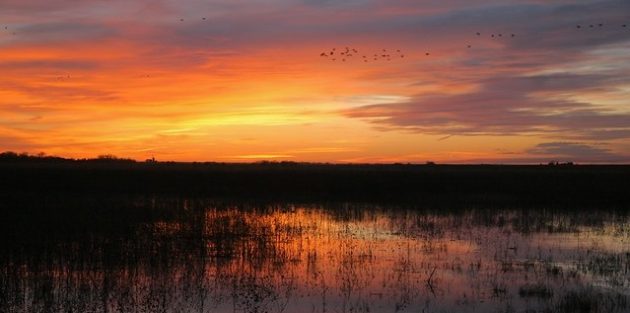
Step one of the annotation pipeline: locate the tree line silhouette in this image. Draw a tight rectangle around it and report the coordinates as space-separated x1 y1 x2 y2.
0 151 135 163
1 151 628 208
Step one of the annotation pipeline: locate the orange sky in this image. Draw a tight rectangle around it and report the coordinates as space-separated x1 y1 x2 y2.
1 0 629 163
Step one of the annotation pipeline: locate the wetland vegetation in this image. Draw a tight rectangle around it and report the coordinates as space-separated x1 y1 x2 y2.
0 158 629 312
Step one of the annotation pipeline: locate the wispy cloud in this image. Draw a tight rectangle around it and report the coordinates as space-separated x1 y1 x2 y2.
527 142 619 161
341 1 630 147
344 73 630 140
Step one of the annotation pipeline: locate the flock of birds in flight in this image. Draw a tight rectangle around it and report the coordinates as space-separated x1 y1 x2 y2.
318 31 520 63
2 18 629 69
319 22 630 63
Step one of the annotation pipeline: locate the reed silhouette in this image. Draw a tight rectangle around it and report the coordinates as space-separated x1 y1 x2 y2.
1 200 628 313
1 152 629 312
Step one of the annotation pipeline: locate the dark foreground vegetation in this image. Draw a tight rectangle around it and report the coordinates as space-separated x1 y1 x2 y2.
1 152 629 313
1 198 628 313
1 152 628 208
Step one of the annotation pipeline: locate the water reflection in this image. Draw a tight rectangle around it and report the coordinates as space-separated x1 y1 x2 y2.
1 201 629 313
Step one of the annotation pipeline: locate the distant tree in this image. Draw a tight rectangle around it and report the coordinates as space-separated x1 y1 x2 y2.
0 151 70 163
97 154 118 160
0 151 19 159
91 154 135 163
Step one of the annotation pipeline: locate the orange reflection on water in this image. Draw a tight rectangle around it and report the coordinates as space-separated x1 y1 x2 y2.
2 205 629 313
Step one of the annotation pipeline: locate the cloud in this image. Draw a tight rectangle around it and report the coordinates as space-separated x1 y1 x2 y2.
427 142 629 164
343 73 630 140
526 142 617 160
0 137 37 151
1 0 629 161
13 22 116 43
332 2 630 143
0 81 119 103
0 60 100 71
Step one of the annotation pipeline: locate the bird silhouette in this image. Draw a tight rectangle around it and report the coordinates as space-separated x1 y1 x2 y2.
316 20 630 67
318 47 409 65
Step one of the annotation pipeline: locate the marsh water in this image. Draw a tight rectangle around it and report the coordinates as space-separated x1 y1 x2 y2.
1 199 629 313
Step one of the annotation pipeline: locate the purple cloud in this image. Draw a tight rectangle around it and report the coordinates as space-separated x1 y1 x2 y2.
525 142 628 163
528 142 612 157
334 1 630 149
344 72 630 140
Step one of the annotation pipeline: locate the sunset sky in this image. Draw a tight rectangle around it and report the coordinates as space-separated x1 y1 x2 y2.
1 0 629 163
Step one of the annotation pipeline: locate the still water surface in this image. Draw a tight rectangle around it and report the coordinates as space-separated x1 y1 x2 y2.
1 201 629 312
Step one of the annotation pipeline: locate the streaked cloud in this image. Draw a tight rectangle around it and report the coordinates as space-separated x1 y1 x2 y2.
344 73 630 140
527 142 620 162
